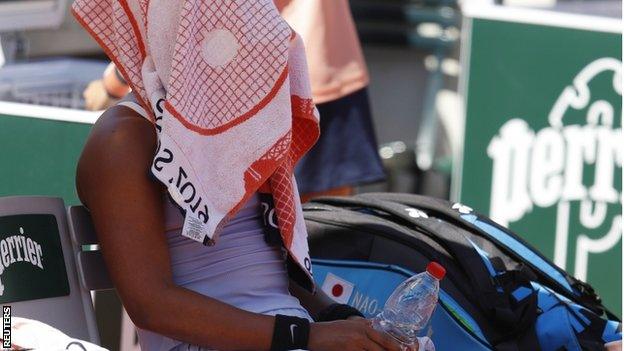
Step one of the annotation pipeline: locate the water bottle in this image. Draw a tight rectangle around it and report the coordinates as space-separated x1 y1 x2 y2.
372 262 446 349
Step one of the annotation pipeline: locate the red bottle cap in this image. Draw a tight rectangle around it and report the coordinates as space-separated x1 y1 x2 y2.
426 262 446 280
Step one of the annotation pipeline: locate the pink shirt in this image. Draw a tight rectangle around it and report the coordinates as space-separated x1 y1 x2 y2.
277 0 370 104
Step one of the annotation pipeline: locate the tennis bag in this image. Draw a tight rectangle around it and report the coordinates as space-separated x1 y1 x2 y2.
304 193 621 351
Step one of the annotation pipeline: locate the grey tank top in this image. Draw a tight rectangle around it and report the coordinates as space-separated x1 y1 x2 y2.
136 193 312 351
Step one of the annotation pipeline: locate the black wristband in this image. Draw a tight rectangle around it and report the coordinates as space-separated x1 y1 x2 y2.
270 314 310 351
315 303 365 322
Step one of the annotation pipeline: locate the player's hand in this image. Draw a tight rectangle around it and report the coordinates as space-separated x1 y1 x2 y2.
308 318 412 351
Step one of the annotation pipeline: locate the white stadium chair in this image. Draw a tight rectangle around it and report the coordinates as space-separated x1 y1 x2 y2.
0 196 99 344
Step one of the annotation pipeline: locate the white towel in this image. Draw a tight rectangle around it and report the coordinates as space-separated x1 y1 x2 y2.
71 0 320 290
9 317 108 351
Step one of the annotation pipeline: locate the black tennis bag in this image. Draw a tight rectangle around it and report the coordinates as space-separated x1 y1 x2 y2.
304 193 621 351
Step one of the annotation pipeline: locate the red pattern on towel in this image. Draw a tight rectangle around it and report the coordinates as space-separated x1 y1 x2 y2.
168 0 291 129
72 0 320 285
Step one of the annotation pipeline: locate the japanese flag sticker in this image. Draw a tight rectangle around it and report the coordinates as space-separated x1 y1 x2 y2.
321 273 355 304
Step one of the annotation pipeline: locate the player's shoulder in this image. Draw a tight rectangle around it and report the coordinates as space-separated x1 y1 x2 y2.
76 105 158 203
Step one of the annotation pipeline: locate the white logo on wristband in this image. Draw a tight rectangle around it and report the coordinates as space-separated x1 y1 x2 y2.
289 324 297 344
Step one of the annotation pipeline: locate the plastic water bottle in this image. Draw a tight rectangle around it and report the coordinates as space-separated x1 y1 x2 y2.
372 262 446 349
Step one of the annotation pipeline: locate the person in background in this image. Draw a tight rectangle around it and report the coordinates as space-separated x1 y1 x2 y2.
84 0 386 203
276 0 386 202
83 62 130 111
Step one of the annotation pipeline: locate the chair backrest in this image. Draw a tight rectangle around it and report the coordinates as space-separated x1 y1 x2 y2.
66 205 113 291
0 196 99 344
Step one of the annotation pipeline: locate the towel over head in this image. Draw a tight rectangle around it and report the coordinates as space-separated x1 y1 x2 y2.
72 0 320 289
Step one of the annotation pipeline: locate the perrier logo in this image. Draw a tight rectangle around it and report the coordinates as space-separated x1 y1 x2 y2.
487 58 622 281
0 227 45 296
0 214 69 303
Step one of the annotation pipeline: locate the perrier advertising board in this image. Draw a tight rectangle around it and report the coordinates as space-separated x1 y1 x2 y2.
455 6 622 316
